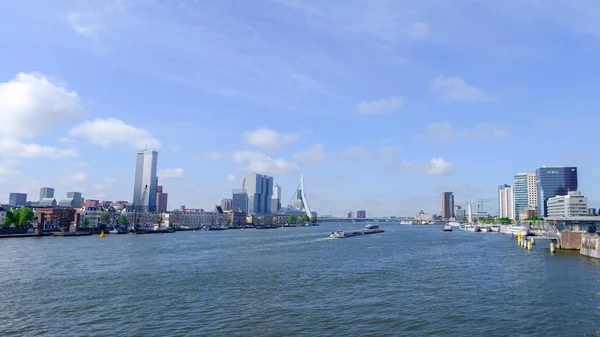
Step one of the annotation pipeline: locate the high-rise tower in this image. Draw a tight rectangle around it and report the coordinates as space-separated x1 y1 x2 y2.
132 150 158 211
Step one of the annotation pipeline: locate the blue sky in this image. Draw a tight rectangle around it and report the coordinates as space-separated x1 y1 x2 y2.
1 0 599 216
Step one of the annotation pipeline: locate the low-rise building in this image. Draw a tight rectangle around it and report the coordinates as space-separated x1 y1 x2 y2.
0 207 6 224
588 208 597 216
35 207 77 230
546 191 588 217
39 198 57 207
59 198 75 208
518 207 537 220
77 206 103 227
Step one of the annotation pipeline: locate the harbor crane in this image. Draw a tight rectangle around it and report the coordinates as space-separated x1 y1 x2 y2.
477 199 493 213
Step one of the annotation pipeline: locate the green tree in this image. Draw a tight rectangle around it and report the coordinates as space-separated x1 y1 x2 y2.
3 210 14 228
100 212 110 225
16 207 33 227
288 215 297 224
300 214 309 223
156 214 163 225
118 215 129 226
310 215 317 223
498 217 512 224
82 217 90 227
526 216 539 221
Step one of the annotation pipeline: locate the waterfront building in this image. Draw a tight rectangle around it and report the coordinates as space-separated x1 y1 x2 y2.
84 199 99 207
59 198 75 208
513 172 537 219
546 191 588 217
441 192 454 219
9 193 27 207
39 198 56 207
77 206 103 227
356 210 366 218
527 173 537 207
232 190 248 214
166 209 228 227
415 210 434 221
347 211 353 218
133 150 158 212
589 208 597 216
66 192 83 207
271 184 281 213
536 166 578 217
221 198 232 211
245 173 273 215
455 206 466 221
518 207 537 220
39 187 54 201
498 184 515 219
0 207 6 224
156 186 168 213
35 207 77 230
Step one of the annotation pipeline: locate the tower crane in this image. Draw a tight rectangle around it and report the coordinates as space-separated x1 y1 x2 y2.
477 198 493 213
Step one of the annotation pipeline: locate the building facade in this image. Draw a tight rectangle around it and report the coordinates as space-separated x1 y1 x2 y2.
9 193 27 207
441 192 454 219
518 208 537 220
39 187 54 201
35 207 77 230
546 191 588 217
271 184 281 213
133 150 158 212
39 198 57 207
536 166 578 217
0 207 6 224
498 184 515 219
589 208 597 216
232 190 248 214
59 198 75 207
66 192 83 207
245 173 273 215
78 206 103 227
513 173 529 220
221 198 232 211
455 206 466 221
84 199 99 207
347 211 353 218
156 185 168 213
356 210 366 218
527 173 537 208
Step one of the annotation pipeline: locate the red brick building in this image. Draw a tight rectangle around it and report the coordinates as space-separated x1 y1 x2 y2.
35 207 77 230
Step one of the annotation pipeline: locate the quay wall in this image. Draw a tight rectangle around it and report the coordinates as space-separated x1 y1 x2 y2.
580 234 600 259
560 231 582 250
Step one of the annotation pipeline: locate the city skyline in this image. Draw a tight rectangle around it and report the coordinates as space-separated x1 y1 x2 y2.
1 1 600 216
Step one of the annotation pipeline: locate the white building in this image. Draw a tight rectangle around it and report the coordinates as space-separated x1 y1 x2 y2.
546 191 588 217
498 184 515 219
0 207 6 225
81 206 103 227
527 172 537 207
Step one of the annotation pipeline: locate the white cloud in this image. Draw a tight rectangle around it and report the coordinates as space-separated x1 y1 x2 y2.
431 75 488 102
0 138 77 158
356 97 403 115
58 137 76 143
0 73 85 139
0 160 22 181
293 144 325 163
243 128 299 150
419 122 508 142
232 150 299 174
403 157 454 176
61 172 88 186
102 177 116 184
158 168 185 179
409 21 430 39
202 152 224 161
69 118 161 150
67 12 107 39
226 174 237 181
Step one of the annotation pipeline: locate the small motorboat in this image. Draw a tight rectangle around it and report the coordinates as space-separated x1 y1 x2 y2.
365 223 380 230
442 224 452 231
330 230 346 238
480 226 491 232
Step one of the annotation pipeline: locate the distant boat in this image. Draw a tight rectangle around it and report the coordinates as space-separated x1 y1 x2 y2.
99 231 105 238
365 223 379 230
442 224 452 231
480 226 491 232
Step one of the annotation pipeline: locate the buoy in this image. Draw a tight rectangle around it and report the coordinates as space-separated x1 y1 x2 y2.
527 240 532 251
100 231 105 238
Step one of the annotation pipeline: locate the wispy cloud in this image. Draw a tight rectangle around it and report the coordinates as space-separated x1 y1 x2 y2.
417 122 509 142
356 97 403 115
402 157 454 176
431 75 488 102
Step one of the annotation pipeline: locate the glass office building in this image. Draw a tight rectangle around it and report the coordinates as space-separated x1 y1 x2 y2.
535 166 578 217
513 173 529 219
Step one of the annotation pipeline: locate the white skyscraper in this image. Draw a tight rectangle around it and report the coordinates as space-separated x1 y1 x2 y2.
133 150 158 211
245 173 273 215
498 184 515 219
271 184 281 212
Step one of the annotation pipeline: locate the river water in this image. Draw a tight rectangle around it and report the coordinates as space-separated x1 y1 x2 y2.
0 224 598 336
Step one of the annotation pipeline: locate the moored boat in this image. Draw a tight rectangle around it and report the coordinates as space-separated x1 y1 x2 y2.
442 224 452 231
